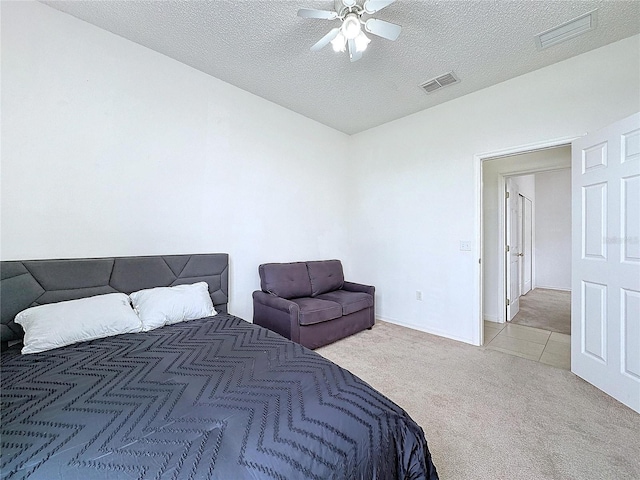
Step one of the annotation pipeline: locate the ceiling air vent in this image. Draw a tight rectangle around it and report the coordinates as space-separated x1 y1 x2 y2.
419 72 460 94
535 10 598 50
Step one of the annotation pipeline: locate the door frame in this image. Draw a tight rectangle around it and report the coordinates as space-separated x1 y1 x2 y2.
521 194 533 296
505 177 522 321
474 136 578 346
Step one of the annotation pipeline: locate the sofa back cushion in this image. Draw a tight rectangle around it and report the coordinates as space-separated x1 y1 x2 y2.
259 262 312 299
307 260 344 297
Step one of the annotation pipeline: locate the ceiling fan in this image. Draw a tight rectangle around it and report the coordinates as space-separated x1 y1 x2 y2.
298 0 401 62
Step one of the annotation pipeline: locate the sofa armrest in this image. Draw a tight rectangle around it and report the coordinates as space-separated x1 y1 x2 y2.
342 281 375 297
252 291 301 342
341 282 375 329
253 291 299 313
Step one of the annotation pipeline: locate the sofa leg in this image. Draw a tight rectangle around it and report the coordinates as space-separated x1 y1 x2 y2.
367 327 372 330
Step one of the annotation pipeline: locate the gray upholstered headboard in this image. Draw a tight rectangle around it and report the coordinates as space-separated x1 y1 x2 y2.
0 253 229 346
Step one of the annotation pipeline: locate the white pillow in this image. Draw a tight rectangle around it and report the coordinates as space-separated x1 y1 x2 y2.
129 282 216 332
15 293 143 354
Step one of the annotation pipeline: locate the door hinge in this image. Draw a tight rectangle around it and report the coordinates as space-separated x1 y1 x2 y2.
506 191 510 199
506 245 510 252
506 298 510 306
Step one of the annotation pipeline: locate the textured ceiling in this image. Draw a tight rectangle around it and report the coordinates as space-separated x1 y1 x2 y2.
41 0 640 134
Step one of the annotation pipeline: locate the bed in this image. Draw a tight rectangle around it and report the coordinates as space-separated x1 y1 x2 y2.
0 254 438 479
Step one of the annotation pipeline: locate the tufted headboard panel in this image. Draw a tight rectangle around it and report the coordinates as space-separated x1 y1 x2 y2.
0 253 229 344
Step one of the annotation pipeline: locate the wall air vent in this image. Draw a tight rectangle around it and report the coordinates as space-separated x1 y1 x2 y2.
535 10 598 50
419 71 460 94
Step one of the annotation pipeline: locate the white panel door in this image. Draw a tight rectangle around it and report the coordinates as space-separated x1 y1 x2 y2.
522 196 533 295
572 112 640 413
506 178 520 320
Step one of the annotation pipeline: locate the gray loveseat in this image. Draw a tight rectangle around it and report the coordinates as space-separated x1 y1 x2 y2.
252 260 375 349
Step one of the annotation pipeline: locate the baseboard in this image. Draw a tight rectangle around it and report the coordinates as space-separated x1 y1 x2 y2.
483 314 499 323
533 286 571 292
376 315 474 345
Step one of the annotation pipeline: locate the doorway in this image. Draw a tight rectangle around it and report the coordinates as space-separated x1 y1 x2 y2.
474 113 640 411
508 168 572 335
480 145 572 368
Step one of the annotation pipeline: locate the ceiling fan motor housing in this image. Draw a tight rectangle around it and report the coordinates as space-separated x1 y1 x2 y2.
342 14 362 39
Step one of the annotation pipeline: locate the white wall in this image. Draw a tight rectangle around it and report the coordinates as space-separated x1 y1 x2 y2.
2 1 640 346
349 35 640 345
0 1 351 321
534 169 572 290
482 147 570 322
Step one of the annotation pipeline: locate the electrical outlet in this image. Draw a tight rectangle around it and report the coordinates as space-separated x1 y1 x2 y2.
416 290 422 301
460 241 471 251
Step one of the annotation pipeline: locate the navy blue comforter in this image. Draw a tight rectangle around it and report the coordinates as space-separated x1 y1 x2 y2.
1 315 438 479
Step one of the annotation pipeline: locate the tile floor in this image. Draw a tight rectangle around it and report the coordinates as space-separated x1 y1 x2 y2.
483 321 571 370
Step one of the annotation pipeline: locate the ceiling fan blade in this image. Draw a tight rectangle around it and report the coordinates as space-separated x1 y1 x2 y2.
364 18 401 41
298 8 338 20
342 0 357 6
348 38 363 62
363 0 396 14
311 27 340 51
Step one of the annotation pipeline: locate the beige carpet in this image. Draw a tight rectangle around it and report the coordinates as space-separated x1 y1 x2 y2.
511 288 571 335
316 321 640 480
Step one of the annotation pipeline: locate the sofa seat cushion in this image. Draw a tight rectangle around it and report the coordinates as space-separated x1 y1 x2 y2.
316 290 373 316
290 297 342 326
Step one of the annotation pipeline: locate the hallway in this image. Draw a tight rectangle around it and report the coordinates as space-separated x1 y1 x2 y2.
484 288 571 370
511 288 571 335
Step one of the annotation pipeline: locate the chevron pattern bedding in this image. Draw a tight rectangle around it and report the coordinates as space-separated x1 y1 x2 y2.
1 314 439 479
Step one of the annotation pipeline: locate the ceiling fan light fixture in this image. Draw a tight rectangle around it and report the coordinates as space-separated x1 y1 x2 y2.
354 31 370 52
298 0 400 62
342 13 361 40
331 31 347 52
